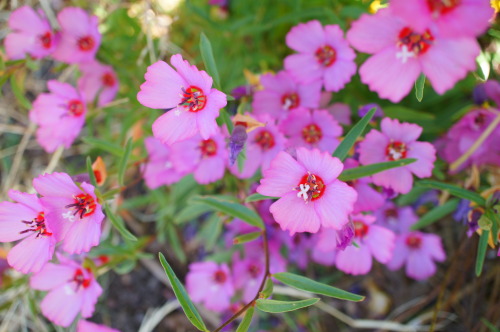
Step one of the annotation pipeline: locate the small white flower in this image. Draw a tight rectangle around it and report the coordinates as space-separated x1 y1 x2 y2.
396 45 415 64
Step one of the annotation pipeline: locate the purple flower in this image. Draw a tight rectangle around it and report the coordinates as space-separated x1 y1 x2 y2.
358 103 383 118
228 124 248 165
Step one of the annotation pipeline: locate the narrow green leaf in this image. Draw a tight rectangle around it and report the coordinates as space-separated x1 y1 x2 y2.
219 108 234 133
411 198 459 230
199 33 221 90
167 222 187 263
86 156 98 187
10 74 32 109
245 193 278 203
158 253 208 331
256 298 319 313
273 272 364 302
175 204 212 224
237 145 246 173
475 230 489 276
332 108 375 161
82 137 124 156
417 180 486 206
104 204 138 241
338 159 416 182
118 138 133 186
414 74 425 102
260 278 273 299
236 306 255 332
191 195 264 229
233 231 262 245
481 318 500 332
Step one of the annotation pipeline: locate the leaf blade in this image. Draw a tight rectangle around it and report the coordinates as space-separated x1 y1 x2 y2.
415 74 425 102
475 230 490 276
338 159 416 182
245 193 278 203
256 298 319 313
411 198 460 230
332 108 375 161
416 180 486 206
118 138 133 186
235 307 255 332
200 32 221 90
104 204 137 241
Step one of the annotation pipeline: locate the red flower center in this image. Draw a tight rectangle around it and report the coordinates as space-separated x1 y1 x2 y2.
302 124 323 144
426 0 460 15
315 45 336 67
281 93 300 110
386 141 407 161
213 269 227 283
384 208 399 218
398 27 434 58
101 72 116 87
65 193 97 219
200 139 217 157
179 86 207 112
295 173 326 202
39 31 52 49
73 268 92 288
248 263 261 278
473 112 487 128
20 212 52 237
68 100 85 117
406 233 422 249
353 220 369 238
254 130 275 150
78 36 95 51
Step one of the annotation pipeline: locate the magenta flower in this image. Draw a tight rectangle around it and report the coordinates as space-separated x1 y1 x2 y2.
0 190 56 274
284 20 356 92
77 320 120 332
280 109 342 154
344 159 385 213
252 71 321 120
137 54 227 144
327 102 352 126
374 201 419 233
78 61 119 107
257 148 357 234
52 7 101 64
29 80 87 153
33 172 104 254
4 6 57 60
358 118 436 194
336 214 395 275
186 261 234 312
143 137 185 189
233 255 265 302
347 8 480 102
30 258 102 327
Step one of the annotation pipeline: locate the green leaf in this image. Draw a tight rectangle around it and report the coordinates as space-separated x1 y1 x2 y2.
237 145 247 173
174 204 212 225
191 195 264 229
200 32 221 90
104 204 137 241
158 253 208 331
10 74 32 109
338 159 417 182
417 180 486 206
167 222 187 263
475 230 489 276
256 298 319 313
273 272 364 302
118 138 133 186
332 108 375 161
219 108 234 133
260 278 274 299
236 307 255 332
86 156 98 187
481 318 500 332
233 231 262 245
411 199 460 230
414 74 425 102
245 193 278 203
82 137 124 156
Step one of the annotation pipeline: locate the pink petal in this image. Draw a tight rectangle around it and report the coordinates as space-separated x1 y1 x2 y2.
257 152 306 197
4 33 33 60
47 80 81 99
61 214 102 254
152 110 199 145
297 79 322 109
77 320 120 332
0 201 37 242
170 54 213 93
358 129 389 165
36 118 84 153
296 148 343 184
336 244 373 275
286 20 325 53
81 279 102 317
421 233 446 262
196 89 226 139
324 59 356 92
270 192 321 234
380 118 423 143
406 141 436 178
57 7 92 37
389 0 431 33
387 235 409 270
33 172 80 197
406 250 437 280
312 110 342 138
314 180 357 230
30 263 76 290
352 183 385 213
8 6 47 33
284 53 323 84
40 284 84 327
364 225 395 264
7 234 54 273
8 190 43 211
371 166 414 194
436 2 494 38
194 156 226 184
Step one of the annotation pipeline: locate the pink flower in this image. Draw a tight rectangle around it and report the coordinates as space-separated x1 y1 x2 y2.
33 172 104 254
358 118 436 194
137 54 227 144
390 0 493 38
285 20 356 92
143 137 185 189
233 255 265 302
257 148 357 234
347 8 480 102
52 7 101 64
327 102 352 126
78 61 119 107
77 320 120 332
171 131 227 184
374 201 419 233
280 109 342 154
186 261 234 312
336 214 395 275
0 190 56 274
29 80 87 153
344 159 385 213
30 258 102 327
4 6 57 60
252 71 321 120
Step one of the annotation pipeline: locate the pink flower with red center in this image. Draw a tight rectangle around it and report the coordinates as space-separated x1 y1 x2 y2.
186 261 234 312
233 255 265 302
137 54 227 145
33 172 104 254
344 159 385 213
374 201 419 233
280 109 342 154
390 0 493 38
78 61 119 107
0 190 56 274
30 257 102 327
347 8 480 102
257 148 357 234
142 137 185 189
77 320 120 332
252 71 321 120
29 80 87 153
4 6 57 60
358 118 436 194
335 213 395 275
284 20 357 92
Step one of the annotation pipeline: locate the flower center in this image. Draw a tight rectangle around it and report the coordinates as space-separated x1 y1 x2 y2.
281 93 300 110
397 27 434 63
405 233 422 249
68 100 85 117
179 86 207 112
199 139 217 157
302 124 323 144
101 72 116 87
248 263 261 279
73 268 91 288
254 130 275 150
386 141 407 161
473 112 487 129
78 36 95 51
353 220 369 238
426 0 460 15
213 269 227 283
384 208 399 218
39 31 52 49
20 212 52 237
315 45 336 67
295 172 326 202
65 193 97 219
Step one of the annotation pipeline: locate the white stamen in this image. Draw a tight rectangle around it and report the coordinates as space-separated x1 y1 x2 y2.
64 284 75 295
282 97 292 111
174 107 181 116
62 211 75 222
396 45 415 64
297 184 310 201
